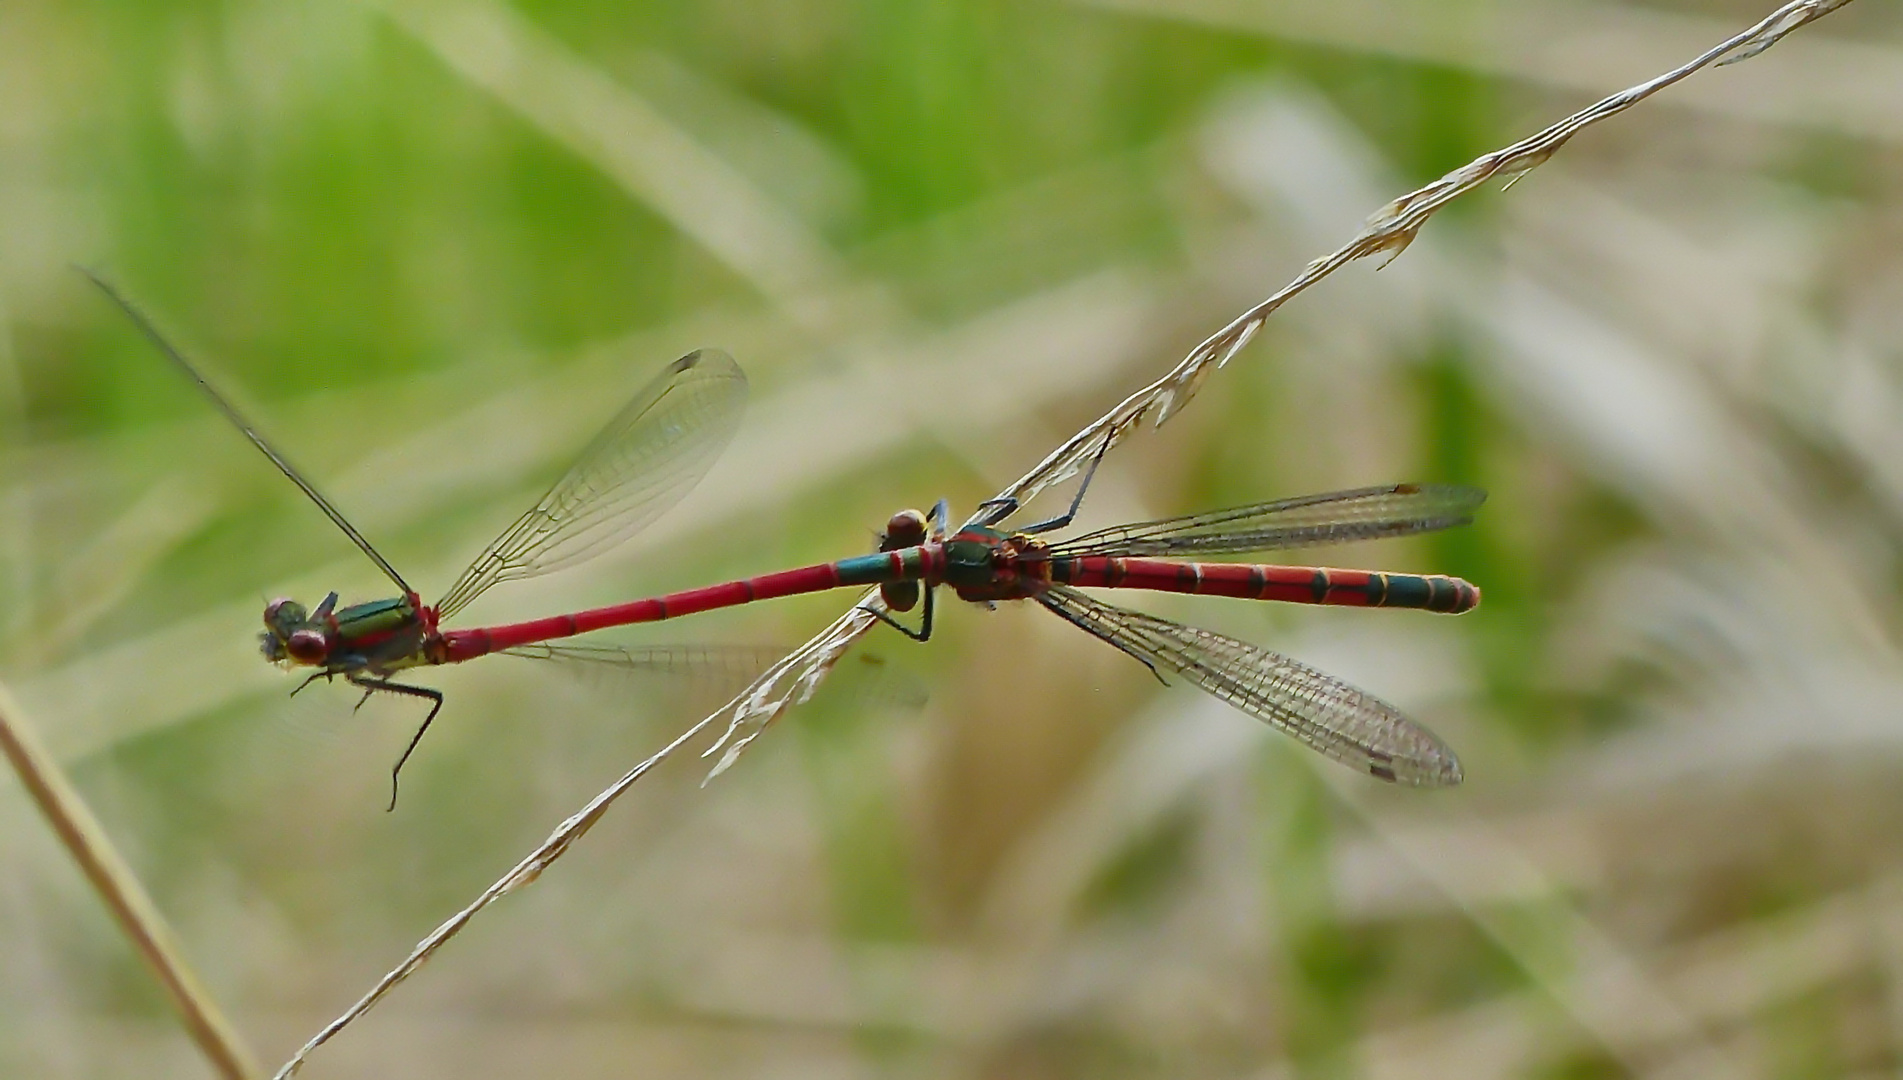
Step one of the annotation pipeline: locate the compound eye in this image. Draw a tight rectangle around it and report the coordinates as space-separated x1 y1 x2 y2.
285 628 329 665
264 597 305 621
264 598 308 633
881 509 928 551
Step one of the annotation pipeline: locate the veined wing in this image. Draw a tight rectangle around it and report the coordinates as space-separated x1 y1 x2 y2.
504 643 789 700
1044 483 1484 558
1035 584 1462 786
436 348 747 620
82 269 415 595
507 640 927 713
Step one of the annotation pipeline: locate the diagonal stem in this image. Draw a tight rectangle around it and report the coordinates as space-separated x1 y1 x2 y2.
0 679 260 1079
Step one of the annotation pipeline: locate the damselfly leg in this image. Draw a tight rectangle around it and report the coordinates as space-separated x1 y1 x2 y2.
972 433 1112 534
345 675 446 811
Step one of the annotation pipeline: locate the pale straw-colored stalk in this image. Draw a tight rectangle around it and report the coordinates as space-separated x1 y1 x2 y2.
0 679 260 1079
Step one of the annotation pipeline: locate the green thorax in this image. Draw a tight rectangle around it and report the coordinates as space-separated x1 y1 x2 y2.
331 595 421 642
942 527 1006 591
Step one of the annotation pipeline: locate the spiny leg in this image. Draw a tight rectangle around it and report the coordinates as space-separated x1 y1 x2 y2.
290 671 330 698
971 495 1015 529
346 674 445 811
974 434 1111 533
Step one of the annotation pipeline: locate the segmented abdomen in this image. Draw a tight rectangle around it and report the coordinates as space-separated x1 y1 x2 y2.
1051 557 1479 614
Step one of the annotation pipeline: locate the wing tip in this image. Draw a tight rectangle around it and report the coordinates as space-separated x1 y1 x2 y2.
673 346 743 379
1367 747 1464 787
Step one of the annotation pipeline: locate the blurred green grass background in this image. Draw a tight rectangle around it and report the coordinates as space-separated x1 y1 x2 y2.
5 0 1903 1076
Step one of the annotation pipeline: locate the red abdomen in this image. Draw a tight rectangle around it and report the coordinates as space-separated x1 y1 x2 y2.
1051 557 1479 613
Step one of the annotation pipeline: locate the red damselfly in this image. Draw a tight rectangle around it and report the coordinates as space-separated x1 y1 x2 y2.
86 271 750 804
90 271 1481 795
438 456 1483 786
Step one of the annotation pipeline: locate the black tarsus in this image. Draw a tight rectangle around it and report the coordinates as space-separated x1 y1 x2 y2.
76 267 415 597
344 674 445 811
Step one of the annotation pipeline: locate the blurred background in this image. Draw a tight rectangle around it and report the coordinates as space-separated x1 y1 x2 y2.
3 0 1902 1076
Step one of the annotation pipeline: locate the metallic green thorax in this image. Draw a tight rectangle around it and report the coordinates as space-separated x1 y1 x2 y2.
331 596 419 639
942 529 1006 591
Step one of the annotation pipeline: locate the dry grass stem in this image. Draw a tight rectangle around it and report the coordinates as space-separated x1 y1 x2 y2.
983 0 1855 521
271 0 1854 1074
0 679 260 1079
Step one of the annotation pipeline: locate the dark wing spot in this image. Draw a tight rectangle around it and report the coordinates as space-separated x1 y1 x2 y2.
1368 749 1397 782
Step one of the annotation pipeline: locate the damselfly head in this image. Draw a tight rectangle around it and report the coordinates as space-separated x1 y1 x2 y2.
878 509 929 612
264 597 307 633
881 509 928 551
260 598 329 666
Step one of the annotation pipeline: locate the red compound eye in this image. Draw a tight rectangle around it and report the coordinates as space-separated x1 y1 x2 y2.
882 509 928 551
286 628 329 665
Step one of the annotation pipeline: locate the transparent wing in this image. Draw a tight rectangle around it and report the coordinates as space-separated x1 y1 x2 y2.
1036 584 1462 786
504 641 925 712
83 269 415 594
503 643 790 700
1044 483 1485 558
436 348 747 620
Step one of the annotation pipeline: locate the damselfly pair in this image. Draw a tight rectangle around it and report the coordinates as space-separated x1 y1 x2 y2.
85 271 1483 805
